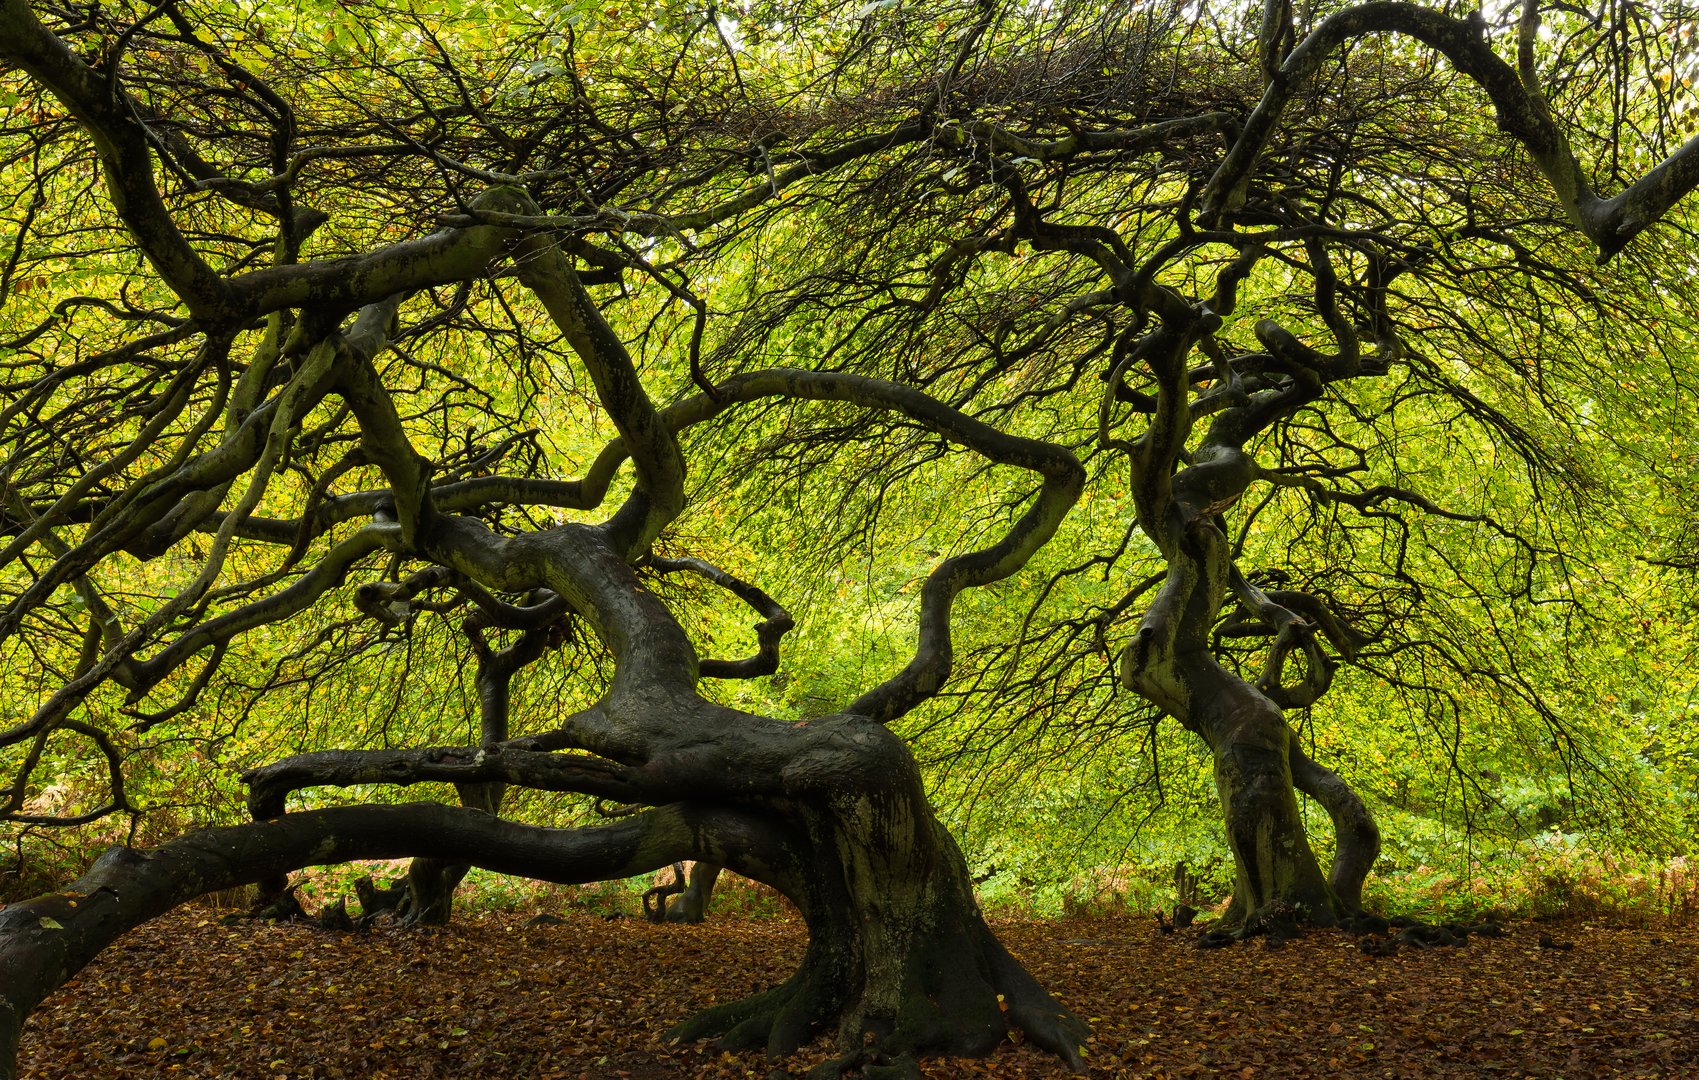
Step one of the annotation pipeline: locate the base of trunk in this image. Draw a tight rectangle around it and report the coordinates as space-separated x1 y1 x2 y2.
668 720 1087 1071
668 886 1084 1071
0 725 1089 1078
394 858 470 926
1 1000 18 1080
664 862 720 923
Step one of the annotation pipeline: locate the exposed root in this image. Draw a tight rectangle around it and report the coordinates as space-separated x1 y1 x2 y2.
667 951 843 1058
983 929 1089 1071
668 921 1086 1073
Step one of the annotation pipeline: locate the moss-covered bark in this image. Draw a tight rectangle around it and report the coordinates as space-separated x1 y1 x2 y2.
1121 524 1371 929
670 724 1086 1071
1192 669 1342 927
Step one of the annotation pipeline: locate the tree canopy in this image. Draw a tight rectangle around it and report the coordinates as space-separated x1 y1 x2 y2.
2 0 1698 1074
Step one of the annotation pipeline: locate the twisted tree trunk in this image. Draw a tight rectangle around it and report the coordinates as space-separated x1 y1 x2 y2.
1120 392 1379 929
0 39 1094 1061
1129 645 1343 928
671 719 1086 1067
1290 736 1381 914
1199 672 1337 925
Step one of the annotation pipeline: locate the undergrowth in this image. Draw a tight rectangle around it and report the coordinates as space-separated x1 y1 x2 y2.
8 830 1696 927
992 846 1699 926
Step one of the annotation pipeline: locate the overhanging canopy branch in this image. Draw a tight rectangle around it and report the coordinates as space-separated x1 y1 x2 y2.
122 525 398 699
1 717 131 826
0 292 401 655
437 119 933 240
227 187 534 324
1 324 384 741
0 0 229 316
512 229 686 557
1201 2 1699 258
644 368 1085 721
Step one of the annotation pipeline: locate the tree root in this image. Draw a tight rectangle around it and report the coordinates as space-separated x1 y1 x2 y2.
667 922 1087 1073
667 960 838 1058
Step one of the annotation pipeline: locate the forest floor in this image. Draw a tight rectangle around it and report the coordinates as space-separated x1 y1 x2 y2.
14 906 1698 1079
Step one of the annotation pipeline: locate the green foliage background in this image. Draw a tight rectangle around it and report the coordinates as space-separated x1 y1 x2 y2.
2 0 1698 921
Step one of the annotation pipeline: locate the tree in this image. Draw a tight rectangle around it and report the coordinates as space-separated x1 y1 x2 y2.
1 0 1697 1075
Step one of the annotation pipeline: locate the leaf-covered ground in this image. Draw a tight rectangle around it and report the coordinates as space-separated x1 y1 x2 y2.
16 908 1699 1078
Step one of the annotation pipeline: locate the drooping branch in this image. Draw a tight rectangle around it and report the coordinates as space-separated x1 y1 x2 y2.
0 291 405 658
2 321 407 741
0 718 131 826
441 119 934 240
1201 2 1699 257
125 643 224 733
0 0 228 315
120 526 397 699
641 368 1085 721
0 336 211 575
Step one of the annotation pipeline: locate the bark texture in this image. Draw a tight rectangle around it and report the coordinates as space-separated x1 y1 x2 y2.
1116 315 1379 929
666 721 1086 1069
